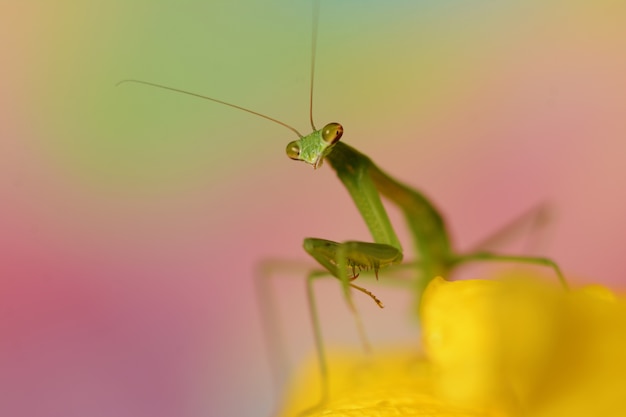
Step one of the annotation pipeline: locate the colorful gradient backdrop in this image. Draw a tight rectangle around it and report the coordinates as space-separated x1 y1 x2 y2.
2 1 625 416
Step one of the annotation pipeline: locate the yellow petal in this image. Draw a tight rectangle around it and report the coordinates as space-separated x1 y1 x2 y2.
421 275 626 416
278 348 492 417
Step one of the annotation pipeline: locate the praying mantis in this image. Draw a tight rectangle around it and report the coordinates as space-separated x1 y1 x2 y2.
118 1 569 414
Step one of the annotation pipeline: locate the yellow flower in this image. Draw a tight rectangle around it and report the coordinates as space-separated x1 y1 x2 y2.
277 274 626 417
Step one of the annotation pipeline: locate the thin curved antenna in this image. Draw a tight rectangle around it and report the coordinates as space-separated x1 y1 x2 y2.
309 0 321 131
116 79 304 138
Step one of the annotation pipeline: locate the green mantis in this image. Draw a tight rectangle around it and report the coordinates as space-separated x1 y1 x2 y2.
280 116 568 412
118 1 569 413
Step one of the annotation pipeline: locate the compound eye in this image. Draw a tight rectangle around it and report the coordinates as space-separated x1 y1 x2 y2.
321 123 343 145
286 141 301 160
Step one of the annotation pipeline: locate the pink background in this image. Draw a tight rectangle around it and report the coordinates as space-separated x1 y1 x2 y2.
2 1 625 416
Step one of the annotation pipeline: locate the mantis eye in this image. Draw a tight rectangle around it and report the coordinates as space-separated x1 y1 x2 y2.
321 123 343 144
286 141 301 160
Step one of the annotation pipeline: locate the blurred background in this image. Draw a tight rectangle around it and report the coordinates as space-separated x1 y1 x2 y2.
2 1 625 416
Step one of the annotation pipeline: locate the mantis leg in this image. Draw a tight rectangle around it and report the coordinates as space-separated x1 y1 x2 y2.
467 203 553 253
303 237 398 310
303 269 376 414
256 260 381 415
304 270 330 412
256 260 312 393
453 252 569 290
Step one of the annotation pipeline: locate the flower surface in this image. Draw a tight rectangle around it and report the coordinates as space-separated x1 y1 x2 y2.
278 274 626 417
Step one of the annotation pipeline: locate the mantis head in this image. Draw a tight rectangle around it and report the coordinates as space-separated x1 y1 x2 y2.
286 122 343 169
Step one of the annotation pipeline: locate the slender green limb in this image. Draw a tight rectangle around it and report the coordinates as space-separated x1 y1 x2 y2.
467 203 553 253
304 271 330 414
257 259 384 417
304 268 376 415
452 252 569 290
256 260 313 394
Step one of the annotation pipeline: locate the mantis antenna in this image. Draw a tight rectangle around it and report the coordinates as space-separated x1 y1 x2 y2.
115 79 305 138
309 0 321 131
118 1 324 139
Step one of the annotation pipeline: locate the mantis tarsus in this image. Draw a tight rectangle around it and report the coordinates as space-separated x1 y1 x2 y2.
119 1 569 413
